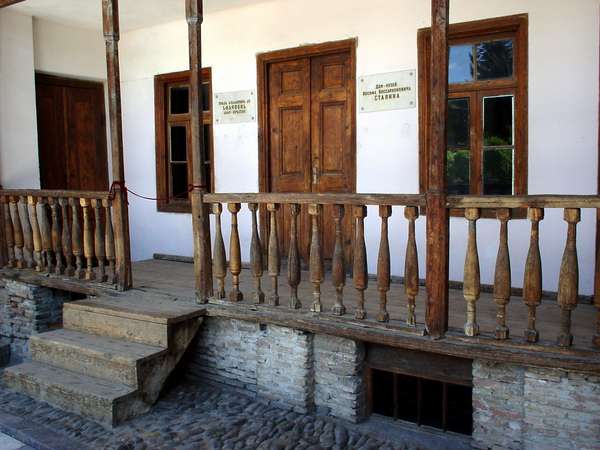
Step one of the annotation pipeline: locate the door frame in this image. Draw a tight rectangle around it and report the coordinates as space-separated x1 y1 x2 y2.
256 38 358 195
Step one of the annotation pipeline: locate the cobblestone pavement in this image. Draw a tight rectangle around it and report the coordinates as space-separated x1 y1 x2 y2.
0 379 405 450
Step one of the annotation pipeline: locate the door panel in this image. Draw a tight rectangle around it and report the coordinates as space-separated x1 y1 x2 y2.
36 84 67 190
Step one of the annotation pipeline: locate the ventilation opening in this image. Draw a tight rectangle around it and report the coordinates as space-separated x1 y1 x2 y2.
370 368 472 436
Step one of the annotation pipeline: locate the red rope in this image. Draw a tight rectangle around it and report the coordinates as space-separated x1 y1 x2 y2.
109 182 206 204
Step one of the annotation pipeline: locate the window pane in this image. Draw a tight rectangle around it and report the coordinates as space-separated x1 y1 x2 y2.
484 96 513 146
170 86 189 114
448 98 470 148
449 44 474 84
421 379 444 429
170 126 187 162
203 124 212 191
171 163 189 199
202 82 210 112
447 149 470 195
483 148 514 195
477 39 513 80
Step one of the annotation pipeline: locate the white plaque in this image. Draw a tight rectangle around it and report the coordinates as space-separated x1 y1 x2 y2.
214 90 256 124
359 70 416 113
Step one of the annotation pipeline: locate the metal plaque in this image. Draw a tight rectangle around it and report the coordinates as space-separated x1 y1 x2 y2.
214 90 256 124
359 70 416 113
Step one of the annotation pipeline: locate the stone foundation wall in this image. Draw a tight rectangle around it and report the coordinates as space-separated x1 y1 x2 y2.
0 279 73 361
186 317 365 421
473 360 600 450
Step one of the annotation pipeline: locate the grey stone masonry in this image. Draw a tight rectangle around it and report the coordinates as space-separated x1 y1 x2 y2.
473 360 600 450
186 317 366 421
0 279 72 361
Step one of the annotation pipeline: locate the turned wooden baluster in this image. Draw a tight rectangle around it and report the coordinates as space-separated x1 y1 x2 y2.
103 199 117 284
49 197 64 274
2 197 15 268
228 203 243 302
248 203 265 304
523 207 544 343
80 198 95 281
27 196 43 272
18 196 34 269
70 199 84 279
212 203 226 299
494 208 512 340
309 204 324 313
404 207 419 326
59 199 74 276
331 205 346 316
377 206 392 322
9 196 24 269
288 204 302 309
463 208 481 336
267 203 280 306
92 199 107 282
38 197 52 272
353 206 368 320
557 208 581 348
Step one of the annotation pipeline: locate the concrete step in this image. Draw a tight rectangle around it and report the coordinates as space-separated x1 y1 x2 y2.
30 329 167 387
63 296 205 347
3 361 147 427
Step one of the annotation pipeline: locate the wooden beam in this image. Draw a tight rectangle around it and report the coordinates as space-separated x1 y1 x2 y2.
102 0 132 290
0 0 26 8
595 4 600 349
425 0 450 339
186 0 213 303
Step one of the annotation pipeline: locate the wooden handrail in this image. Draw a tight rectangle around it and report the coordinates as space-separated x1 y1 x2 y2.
0 190 110 200
447 195 600 209
204 192 425 206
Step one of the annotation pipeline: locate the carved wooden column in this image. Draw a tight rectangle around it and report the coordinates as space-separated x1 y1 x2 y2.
309 204 324 313
38 197 52 272
93 199 107 282
81 198 95 281
288 204 302 309
49 198 63 274
331 205 346 315
494 208 512 339
523 207 544 343
27 196 43 271
557 208 580 347
404 206 419 326
249 203 265 304
212 203 226 299
186 0 212 303
463 208 481 336
9 196 24 269
70 198 84 279
103 0 131 290
377 206 392 322
228 203 243 302
1 197 14 268
0 193 7 268
353 206 368 319
59 198 74 276
267 203 280 306
103 199 117 283
425 0 450 339
18 196 34 269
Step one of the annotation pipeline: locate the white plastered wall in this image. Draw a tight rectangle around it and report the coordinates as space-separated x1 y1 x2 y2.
122 0 598 294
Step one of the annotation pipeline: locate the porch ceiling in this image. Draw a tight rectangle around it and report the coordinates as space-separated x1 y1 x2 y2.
8 0 264 32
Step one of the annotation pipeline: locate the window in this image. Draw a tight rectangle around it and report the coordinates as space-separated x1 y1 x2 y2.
418 15 528 201
155 69 213 213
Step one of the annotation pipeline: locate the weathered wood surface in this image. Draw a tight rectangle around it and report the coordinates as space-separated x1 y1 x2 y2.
448 195 600 209
28 196 42 272
211 203 226 299
353 206 368 320
227 203 243 302
309 204 324 313
404 207 419 326
463 208 481 336
267 203 280 306
204 193 424 206
331 205 346 316
523 207 544 343
248 203 264 304
288 204 302 309
0 189 110 200
557 208 580 348
494 208 512 340
377 206 391 323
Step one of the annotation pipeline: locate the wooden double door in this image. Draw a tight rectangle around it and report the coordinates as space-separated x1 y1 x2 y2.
262 41 356 263
36 74 109 191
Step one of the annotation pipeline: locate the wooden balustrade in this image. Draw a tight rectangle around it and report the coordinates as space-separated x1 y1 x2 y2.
0 190 119 287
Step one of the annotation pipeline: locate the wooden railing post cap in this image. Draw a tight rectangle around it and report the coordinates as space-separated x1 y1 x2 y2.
528 207 544 221
496 208 512 221
211 203 222 215
465 208 480 221
290 203 301 215
185 0 203 23
267 203 279 212
58 198 69 207
353 205 367 217
80 198 91 207
308 204 322 215
379 205 392 218
102 0 120 40
404 206 419 220
27 195 37 205
564 208 581 223
102 198 111 208
248 202 258 212
47 196 56 206
227 203 241 213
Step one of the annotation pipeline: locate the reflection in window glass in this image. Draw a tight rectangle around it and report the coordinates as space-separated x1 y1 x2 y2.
447 149 470 195
202 83 210 112
449 45 473 84
170 163 188 199
477 39 513 80
483 148 514 195
170 86 189 115
448 98 470 148
484 96 513 146
170 126 187 162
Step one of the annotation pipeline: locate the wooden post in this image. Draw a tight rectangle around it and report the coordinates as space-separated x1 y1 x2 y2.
425 0 450 339
288 204 302 310
463 208 481 336
186 0 213 303
267 203 280 306
557 208 580 348
494 208 512 340
102 0 132 290
212 203 226 299
377 205 392 323
523 207 544 343
249 203 265 304
404 206 419 326
309 204 324 313
331 205 346 316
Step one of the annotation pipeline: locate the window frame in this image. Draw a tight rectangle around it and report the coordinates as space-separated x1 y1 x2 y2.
418 14 528 217
154 68 214 214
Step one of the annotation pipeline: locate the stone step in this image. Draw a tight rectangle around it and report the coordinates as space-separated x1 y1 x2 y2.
63 296 205 347
30 329 167 387
3 361 147 427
